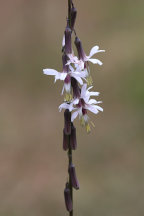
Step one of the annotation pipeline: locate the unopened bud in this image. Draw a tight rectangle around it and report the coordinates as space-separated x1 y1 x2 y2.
69 164 80 190
65 22 72 54
71 77 81 98
74 37 86 60
71 6 77 31
63 129 69 151
64 183 73 212
70 123 77 150
64 109 71 135
62 54 69 73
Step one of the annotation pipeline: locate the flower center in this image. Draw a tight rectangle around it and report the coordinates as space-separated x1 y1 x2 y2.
82 108 87 115
64 74 71 84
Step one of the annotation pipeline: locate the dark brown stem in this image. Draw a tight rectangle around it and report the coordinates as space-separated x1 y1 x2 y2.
68 0 71 27
68 2 73 215
68 135 73 216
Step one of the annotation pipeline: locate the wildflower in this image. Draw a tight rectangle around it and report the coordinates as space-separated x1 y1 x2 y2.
59 84 103 133
43 64 87 101
66 37 105 71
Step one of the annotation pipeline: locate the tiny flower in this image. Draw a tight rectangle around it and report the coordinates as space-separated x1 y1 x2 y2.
59 84 103 133
69 163 80 190
66 37 105 70
64 183 73 212
75 36 105 65
43 64 87 102
72 84 103 132
70 123 77 150
64 109 71 135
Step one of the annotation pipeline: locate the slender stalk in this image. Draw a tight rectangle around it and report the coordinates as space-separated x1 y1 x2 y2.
68 1 73 215
68 134 73 216
68 0 71 27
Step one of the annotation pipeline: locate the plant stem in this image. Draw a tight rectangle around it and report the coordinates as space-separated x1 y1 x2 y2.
68 1 73 215
68 0 71 27
68 134 73 216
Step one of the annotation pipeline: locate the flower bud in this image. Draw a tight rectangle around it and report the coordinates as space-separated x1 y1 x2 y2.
69 164 80 190
64 109 71 135
63 129 69 151
71 6 77 31
71 77 81 98
74 37 86 60
62 54 69 73
64 183 73 212
65 21 72 54
70 123 77 150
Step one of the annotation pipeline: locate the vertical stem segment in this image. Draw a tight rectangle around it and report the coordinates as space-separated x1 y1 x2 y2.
68 1 73 215
68 134 73 216
68 0 71 27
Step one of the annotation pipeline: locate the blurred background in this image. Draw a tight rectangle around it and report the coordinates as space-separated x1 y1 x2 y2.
0 0 144 215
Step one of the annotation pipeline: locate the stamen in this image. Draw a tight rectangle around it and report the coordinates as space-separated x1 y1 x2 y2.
86 123 91 133
87 75 93 86
64 93 72 102
90 121 95 128
80 117 85 127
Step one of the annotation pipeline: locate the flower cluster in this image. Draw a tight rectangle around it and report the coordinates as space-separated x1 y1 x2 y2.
43 3 104 133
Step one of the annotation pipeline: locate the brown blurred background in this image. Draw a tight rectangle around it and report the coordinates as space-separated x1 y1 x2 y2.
0 0 144 215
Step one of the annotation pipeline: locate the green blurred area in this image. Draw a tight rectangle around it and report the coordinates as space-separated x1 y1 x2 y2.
0 0 144 215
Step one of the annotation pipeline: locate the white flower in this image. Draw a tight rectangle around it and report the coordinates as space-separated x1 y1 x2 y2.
67 45 105 70
71 84 103 121
59 84 103 132
43 66 87 95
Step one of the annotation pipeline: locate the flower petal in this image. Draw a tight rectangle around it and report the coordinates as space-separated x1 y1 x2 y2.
88 99 98 105
85 105 99 114
88 58 103 65
43 69 58 76
89 91 100 97
62 34 65 47
59 103 71 112
93 105 103 112
69 65 74 72
81 84 87 98
71 111 79 122
88 46 105 58
61 86 65 95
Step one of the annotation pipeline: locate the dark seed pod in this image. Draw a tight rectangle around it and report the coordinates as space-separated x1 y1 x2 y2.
64 109 71 135
71 77 81 98
74 36 86 60
69 164 80 190
63 129 69 151
64 183 73 212
70 123 77 150
65 21 72 54
71 6 77 31
62 53 69 73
